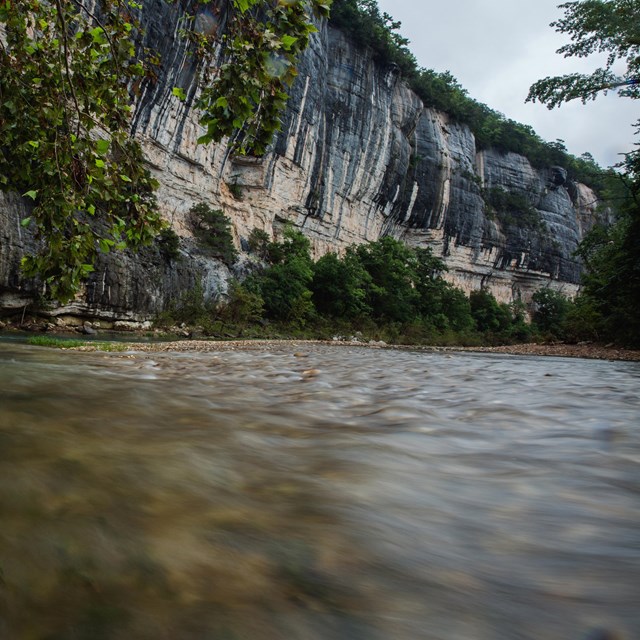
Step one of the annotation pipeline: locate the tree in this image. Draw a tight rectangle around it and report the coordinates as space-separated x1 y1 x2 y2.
469 290 512 334
527 0 640 347
188 204 238 267
250 227 315 324
354 237 419 323
193 0 332 155
573 154 640 346
0 0 330 301
0 0 163 301
527 0 640 108
531 288 571 337
311 250 372 319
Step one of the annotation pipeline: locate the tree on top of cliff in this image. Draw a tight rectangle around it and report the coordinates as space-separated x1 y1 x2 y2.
328 0 613 188
528 0 640 347
0 0 330 302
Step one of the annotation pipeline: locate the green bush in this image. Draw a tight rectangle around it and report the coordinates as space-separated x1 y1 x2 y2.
188 203 238 266
311 250 372 319
219 280 265 326
563 294 603 343
531 288 571 339
469 289 512 335
249 227 315 325
353 237 420 323
157 227 181 261
247 228 271 260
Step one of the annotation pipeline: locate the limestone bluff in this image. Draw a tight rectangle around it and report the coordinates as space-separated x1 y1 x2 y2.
0 0 603 323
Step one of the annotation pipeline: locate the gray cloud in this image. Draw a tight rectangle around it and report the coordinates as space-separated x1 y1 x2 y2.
375 0 637 167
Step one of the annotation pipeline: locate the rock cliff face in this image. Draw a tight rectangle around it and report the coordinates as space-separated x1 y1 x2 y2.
0 2 602 321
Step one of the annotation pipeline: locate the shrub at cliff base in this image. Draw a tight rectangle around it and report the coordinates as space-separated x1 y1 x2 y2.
156 228 584 347
531 289 571 340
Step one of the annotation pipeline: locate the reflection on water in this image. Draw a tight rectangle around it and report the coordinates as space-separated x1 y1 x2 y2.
0 343 639 640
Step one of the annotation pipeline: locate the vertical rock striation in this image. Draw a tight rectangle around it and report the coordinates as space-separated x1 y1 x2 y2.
0 5 604 320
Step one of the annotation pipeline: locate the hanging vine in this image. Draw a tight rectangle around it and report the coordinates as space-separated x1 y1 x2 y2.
0 0 163 301
178 0 331 156
0 0 331 302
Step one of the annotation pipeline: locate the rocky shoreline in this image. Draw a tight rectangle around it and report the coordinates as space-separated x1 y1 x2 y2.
76 338 640 362
449 342 640 362
1 317 638 361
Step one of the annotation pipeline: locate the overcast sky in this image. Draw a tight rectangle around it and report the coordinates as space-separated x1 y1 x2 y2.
375 0 637 168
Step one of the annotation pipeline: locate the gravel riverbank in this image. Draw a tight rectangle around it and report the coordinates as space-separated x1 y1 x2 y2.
80 339 640 361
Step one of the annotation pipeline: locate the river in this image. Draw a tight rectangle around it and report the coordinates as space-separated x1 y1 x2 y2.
1 342 639 640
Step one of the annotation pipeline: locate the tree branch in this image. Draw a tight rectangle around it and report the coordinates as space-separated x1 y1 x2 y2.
54 0 82 136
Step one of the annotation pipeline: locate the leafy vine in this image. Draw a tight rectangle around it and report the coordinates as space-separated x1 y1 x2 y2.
0 0 163 301
0 0 330 302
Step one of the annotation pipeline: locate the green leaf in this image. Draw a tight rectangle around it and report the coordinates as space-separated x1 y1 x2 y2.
119 174 132 182
89 27 107 44
280 35 298 51
22 190 38 200
99 239 112 253
21 217 32 227
172 87 187 101
95 159 105 168
96 139 110 155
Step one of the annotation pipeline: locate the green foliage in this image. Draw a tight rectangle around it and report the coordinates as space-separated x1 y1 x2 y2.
412 246 472 332
509 300 536 342
311 250 372 319
249 227 314 324
188 203 238 266
527 0 640 109
563 293 604 342
157 228 181 261
219 280 265 326
264 224 312 265
573 177 640 346
226 180 244 201
0 0 328 301
247 227 271 259
531 288 572 338
0 0 163 302
353 237 420 322
469 290 513 335
483 187 544 231
527 0 640 348
191 0 332 156
148 230 551 346
329 0 416 75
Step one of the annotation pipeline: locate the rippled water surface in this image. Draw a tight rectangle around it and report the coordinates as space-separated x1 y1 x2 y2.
1 342 639 640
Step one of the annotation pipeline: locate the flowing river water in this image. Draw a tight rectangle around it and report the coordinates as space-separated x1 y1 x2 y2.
0 342 639 640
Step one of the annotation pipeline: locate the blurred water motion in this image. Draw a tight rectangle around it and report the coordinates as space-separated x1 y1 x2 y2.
0 343 639 640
